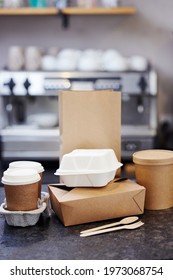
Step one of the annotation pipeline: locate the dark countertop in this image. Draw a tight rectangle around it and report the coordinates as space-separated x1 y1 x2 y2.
0 183 173 260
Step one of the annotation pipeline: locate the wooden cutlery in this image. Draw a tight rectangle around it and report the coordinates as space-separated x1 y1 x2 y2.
80 216 144 237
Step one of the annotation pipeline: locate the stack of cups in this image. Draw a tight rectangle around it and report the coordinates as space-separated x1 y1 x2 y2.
1 161 44 211
8 161 44 198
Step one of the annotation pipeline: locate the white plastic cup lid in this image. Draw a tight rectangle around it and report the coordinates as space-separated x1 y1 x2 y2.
1 168 41 185
9 161 44 173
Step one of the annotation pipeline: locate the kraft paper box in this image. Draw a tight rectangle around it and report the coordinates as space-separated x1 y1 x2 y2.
48 179 146 226
59 90 121 162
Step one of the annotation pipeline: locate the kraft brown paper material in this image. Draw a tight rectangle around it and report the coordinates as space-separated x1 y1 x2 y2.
135 164 173 210
38 173 42 198
59 90 121 162
48 179 146 226
5 183 39 211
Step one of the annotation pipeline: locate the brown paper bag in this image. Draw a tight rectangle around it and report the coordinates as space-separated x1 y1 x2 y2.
59 90 121 161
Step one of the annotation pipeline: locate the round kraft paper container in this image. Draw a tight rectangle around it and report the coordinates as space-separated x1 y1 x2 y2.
4 182 39 211
133 149 173 210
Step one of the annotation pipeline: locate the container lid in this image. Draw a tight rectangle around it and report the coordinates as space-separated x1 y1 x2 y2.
133 149 173 165
54 163 123 176
1 169 41 185
55 149 123 175
9 161 44 173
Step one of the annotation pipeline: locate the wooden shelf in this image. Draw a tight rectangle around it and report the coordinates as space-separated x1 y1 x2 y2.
0 6 136 16
62 7 136 15
0 7 58 15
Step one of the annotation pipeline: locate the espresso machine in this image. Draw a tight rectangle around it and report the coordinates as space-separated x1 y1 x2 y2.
0 69 158 163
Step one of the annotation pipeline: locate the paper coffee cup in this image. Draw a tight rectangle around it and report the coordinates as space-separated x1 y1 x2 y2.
2 169 41 211
133 149 173 210
9 161 44 198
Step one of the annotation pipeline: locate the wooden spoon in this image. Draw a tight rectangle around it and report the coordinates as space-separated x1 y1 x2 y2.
80 221 144 237
80 216 139 234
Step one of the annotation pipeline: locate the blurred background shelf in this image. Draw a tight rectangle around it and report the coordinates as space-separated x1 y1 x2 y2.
62 7 136 15
0 6 136 16
0 7 58 15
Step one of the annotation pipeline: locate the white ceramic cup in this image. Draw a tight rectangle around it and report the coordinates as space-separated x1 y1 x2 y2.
4 0 22 7
25 46 41 70
41 55 56 71
101 0 119 7
7 46 24 71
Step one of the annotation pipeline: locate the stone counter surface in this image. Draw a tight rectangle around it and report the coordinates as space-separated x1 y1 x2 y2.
0 185 173 260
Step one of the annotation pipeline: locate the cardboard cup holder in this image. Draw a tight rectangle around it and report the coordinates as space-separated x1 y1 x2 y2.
0 192 51 227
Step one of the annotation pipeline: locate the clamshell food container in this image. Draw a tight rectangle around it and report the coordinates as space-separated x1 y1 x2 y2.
54 149 123 187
